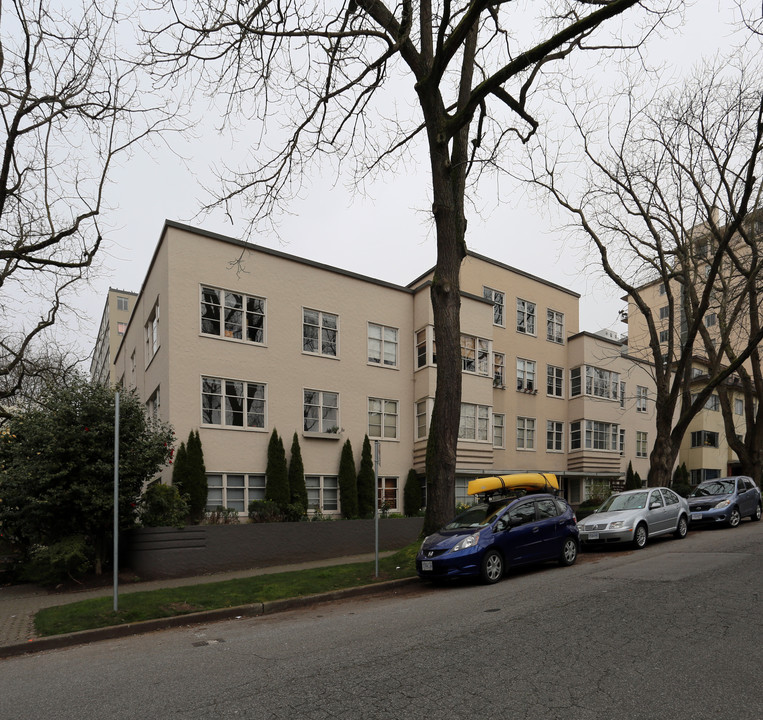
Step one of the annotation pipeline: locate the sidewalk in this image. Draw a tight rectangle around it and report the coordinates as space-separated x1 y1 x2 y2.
0 552 410 657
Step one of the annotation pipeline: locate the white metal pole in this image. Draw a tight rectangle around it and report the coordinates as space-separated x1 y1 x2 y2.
113 391 120 613
374 440 380 577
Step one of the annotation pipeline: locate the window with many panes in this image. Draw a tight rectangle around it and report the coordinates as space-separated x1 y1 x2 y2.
517 358 536 391
585 366 621 399
201 286 265 343
368 323 398 367
547 365 564 397
570 421 582 450
587 421 619 451
493 352 505 388
570 367 581 397
516 298 536 335
546 421 563 452
206 473 265 513
368 398 398 439
305 475 339 512
492 413 505 448
636 431 648 457
117 296 130 311
692 393 720 411
303 308 338 356
461 334 490 375
547 309 564 344
483 287 505 326
377 477 399 512
415 327 436 368
516 417 536 450
202 377 266 429
303 389 339 433
636 386 648 412
691 430 719 448
459 403 490 441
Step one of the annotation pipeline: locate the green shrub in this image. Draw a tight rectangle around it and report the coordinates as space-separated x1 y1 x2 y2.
283 503 306 522
338 439 358 518
288 433 308 510
140 483 189 528
403 469 422 516
20 535 93 586
248 500 282 523
265 429 290 509
356 436 375 518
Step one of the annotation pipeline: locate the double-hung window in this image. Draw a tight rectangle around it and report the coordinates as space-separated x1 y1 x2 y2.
459 403 490 441
461 334 489 375
546 421 563 452
493 352 505 388
368 398 398 439
303 389 339 433
492 414 505 448
305 475 339 512
636 386 648 412
303 309 338 356
368 323 398 367
516 298 536 335
415 399 429 440
636 431 648 458
483 287 505 326
547 365 564 397
201 286 265 343
145 299 160 363
206 473 265 513
202 376 266 429
516 417 536 450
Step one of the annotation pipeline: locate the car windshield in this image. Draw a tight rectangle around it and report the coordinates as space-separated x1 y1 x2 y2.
691 480 734 497
598 492 648 512
444 501 509 529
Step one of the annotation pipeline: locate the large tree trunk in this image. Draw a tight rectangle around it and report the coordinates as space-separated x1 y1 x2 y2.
647 409 679 487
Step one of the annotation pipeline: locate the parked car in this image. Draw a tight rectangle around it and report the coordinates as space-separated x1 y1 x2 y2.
687 476 762 527
578 487 690 549
416 493 579 584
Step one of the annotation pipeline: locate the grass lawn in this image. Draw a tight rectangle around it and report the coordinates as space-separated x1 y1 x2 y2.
34 543 420 637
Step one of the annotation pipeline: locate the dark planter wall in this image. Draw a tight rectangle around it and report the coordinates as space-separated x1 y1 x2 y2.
126 518 423 579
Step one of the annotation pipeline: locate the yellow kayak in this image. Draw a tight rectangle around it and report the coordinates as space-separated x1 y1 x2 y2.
467 473 559 496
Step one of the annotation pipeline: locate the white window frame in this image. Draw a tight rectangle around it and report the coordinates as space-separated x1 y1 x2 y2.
546 309 564 344
305 475 339 513
368 397 399 439
516 298 536 335
147 386 160 419
461 334 490 375
145 299 160 364
546 420 563 452
516 358 537 392
377 477 400 512
493 352 505 388
547 365 564 397
492 413 505 448
636 431 648 458
117 296 130 311
734 398 744 415
303 389 339 434
516 416 536 450
459 403 490 442
303 308 338 357
201 286 266 344
415 399 430 440
585 420 619 451
201 376 267 429
585 366 621 400
368 323 398 367
206 473 266 514
483 286 505 327
636 386 648 413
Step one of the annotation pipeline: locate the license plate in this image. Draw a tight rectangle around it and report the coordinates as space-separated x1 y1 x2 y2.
421 560 433 571
586 532 599 540
691 513 702 521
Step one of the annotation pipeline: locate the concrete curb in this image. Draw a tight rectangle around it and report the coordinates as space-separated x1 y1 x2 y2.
0 576 421 660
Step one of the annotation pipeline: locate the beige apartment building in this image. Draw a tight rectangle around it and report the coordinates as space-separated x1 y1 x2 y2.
90 289 138 386
106 221 656 516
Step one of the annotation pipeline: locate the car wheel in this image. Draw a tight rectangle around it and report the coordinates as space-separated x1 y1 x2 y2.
480 549 504 584
728 507 741 528
750 504 762 522
633 523 648 549
559 537 578 566
673 515 688 539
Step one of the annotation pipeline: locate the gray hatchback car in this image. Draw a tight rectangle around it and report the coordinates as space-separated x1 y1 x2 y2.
578 487 690 549
688 476 762 527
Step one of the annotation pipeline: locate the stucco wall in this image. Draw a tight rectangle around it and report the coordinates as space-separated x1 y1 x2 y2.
126 518 423 579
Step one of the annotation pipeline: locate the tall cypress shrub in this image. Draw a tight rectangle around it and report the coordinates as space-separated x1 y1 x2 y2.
356 435 375 518
624 461 640 491
185 430 208 523
288 432 307 510
172 440 189 495
403 469 423 516
338 439 358 518
265 429 290 509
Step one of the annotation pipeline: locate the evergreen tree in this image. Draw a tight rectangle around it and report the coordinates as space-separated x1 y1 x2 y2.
265 429 290 509
185 430 208 523
338 439 358 519
288 432 307 510
403 469 423 517
356 435 375 518
624 461 641 491
633 471 643 488
172 440 189 493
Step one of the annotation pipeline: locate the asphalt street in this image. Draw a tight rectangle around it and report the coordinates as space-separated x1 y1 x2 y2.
1 521 761 720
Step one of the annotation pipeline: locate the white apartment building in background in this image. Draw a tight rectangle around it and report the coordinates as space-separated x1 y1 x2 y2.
98 221 659 516
90 289 138 386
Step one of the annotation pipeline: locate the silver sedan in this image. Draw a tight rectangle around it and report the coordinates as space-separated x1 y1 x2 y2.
578 487 690 549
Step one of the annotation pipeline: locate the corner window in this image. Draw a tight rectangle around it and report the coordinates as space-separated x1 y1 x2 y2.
416 399 430 440
303 389 339 433
415 327 436 368
368 323 398 367
691 431 719 448
461 334 490 375
201 286 265 343
368 398 398 439
516 298 536 335
303 309 338 357
570 367 581 397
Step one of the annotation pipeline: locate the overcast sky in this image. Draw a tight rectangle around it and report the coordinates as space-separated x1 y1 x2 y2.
71 0 755 360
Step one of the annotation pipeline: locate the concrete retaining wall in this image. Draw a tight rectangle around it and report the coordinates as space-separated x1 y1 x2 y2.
126 518 424 579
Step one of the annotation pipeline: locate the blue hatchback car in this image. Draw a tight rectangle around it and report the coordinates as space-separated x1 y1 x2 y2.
688 476 762 527
416 494 579 584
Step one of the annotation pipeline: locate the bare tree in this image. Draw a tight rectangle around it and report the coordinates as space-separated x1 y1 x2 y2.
144 0 677 533
526 55 763 487
0 0 172 414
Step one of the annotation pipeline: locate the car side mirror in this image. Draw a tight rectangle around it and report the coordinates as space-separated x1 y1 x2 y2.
650 502 660 509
